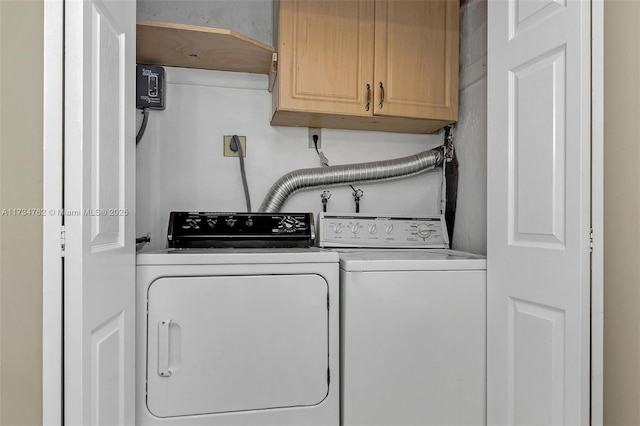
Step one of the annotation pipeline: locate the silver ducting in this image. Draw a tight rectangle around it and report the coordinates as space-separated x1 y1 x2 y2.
258 146 445 213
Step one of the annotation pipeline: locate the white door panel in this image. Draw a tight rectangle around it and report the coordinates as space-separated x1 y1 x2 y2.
64 0 136 424
487 0 591 424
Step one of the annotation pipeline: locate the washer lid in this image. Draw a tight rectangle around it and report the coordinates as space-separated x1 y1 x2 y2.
338 249 486 272
137 247 338 265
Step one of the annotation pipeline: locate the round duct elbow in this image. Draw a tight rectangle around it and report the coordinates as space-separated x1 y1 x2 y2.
258 146 445 213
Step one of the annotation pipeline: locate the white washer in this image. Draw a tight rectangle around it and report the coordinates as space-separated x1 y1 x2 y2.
319 214 486 426
136 248 339 426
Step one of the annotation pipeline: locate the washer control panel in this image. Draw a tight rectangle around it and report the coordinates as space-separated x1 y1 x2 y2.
318 213 449 248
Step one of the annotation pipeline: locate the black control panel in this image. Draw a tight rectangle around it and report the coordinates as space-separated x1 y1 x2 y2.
167 212 316 248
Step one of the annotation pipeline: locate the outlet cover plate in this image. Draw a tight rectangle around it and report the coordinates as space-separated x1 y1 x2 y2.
309 128 321 149
223 135 247 157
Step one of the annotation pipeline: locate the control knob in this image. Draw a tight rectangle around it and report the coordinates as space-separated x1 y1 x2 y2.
351 223 361 235
416 224 433 239
279 216 299 233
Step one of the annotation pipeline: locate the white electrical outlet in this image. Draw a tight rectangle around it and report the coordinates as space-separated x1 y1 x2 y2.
309 128 321 149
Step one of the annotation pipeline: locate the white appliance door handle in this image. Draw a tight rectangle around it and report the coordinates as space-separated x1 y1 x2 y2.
158 319 172 377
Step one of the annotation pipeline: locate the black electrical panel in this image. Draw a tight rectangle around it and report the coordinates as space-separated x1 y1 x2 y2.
136 64 166 110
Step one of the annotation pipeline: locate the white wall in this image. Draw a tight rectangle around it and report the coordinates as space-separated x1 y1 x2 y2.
136 68 444 251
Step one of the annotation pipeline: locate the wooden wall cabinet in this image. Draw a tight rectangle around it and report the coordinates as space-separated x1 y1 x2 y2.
271 0 459 134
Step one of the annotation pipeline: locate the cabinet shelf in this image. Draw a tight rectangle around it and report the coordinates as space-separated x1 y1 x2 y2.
136 20 276 75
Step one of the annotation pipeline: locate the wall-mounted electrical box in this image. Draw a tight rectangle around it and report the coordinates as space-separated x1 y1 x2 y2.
136 64 166 110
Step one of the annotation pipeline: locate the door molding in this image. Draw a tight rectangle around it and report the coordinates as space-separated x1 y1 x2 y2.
591 0 604 424
42 0 64 425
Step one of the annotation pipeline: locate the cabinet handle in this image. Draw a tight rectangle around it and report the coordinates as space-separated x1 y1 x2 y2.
379 82 385 109
365 84 371 111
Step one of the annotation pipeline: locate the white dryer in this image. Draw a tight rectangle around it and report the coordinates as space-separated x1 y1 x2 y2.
319 213 487 426
136 213 339 426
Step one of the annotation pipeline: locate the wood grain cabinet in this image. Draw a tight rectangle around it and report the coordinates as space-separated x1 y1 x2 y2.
271 0 459 134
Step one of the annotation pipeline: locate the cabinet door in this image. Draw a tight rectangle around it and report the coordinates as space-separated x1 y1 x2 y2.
374 0 458 121
276 0 374 117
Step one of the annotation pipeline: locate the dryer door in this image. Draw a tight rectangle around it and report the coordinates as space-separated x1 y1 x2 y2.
146 274 330 418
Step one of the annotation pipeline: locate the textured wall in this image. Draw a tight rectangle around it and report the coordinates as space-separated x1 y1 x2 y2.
452 0 487 255
603 1 640 424
0 1 44 425
137 0 273 46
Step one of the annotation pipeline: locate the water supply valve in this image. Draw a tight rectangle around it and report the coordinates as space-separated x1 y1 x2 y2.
321 191 331 212
352 188 364 213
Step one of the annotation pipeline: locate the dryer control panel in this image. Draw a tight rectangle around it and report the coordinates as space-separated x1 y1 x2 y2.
318 213 449 248
168 212 315 248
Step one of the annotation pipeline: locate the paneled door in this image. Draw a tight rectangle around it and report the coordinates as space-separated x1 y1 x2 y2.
64 0 136 424
487 0 591 424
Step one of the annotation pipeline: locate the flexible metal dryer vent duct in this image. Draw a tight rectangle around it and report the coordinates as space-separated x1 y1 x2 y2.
258 146 445 213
